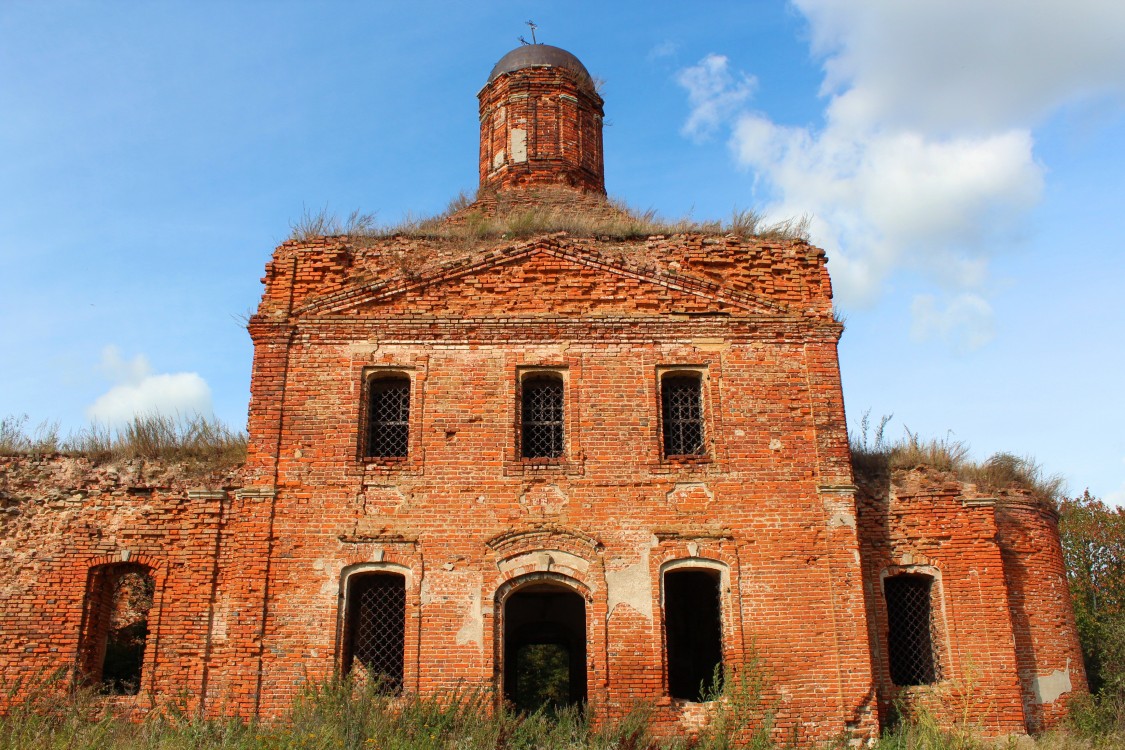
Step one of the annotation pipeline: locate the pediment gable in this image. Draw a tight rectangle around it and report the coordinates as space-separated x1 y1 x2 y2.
295 239 791 319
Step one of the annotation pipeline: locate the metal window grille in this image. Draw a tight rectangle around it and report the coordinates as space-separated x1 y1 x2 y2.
367 377 410 458
522 376 564 459
345 575 406 692
884 575 940 686
662 375 705 457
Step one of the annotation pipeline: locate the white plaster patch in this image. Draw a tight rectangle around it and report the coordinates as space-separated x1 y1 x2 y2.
498 549 589 577
605 559 653 623
828 510 856 529
362 486 407 515
211 596 228 641
519 483 568 515
492 149 506 169
666 482 713 512
346 342 379 357
455 578 484 647
320 559 344 598
1033 662 1073 704
510 128 527 163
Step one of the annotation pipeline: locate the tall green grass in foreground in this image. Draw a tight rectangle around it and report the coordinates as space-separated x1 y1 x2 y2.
3 671 1124 750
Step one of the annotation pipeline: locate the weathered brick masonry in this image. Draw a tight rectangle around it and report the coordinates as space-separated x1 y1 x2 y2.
0 44 1085 742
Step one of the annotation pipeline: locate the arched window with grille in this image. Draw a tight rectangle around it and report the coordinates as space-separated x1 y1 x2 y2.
342 572 406 692
521 373 564 459
661 372 705 458
884 573 941 686
366 375 410 458
78 563 156 695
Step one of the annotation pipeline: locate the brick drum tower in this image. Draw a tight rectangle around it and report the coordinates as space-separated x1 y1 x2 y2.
0 43 1087 745
478 44 605 194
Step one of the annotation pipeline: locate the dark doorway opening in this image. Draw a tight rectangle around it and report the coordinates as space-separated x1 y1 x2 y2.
78 563 155 696
664 568 723 701
503 582 587 713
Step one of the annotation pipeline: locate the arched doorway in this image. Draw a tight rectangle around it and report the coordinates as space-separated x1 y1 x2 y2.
502 580 587 712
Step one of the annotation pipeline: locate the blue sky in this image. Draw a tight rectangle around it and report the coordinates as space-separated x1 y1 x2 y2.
2 1 1123 505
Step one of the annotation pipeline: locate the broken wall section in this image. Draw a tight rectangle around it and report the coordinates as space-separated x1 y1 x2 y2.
0 455 237 712
856 467 1086 735
995 497 1088 730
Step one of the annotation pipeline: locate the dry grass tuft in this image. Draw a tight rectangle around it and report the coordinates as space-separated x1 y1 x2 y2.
1 413 247 471
849 410 1064 504
289 205 379 241
0 415 61 456
288 197 811 244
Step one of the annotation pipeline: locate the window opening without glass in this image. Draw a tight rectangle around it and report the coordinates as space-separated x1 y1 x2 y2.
79 563 155 695
884 574 940 686
367 376 410 458
521 375 564 459
661 374 705 458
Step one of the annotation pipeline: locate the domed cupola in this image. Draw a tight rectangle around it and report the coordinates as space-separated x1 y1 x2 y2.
478 44 605 195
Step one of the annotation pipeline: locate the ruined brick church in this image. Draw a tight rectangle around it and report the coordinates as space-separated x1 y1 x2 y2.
0 44 1086 744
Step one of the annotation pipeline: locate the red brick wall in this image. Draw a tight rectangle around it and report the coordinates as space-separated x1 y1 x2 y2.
0 42 1088 742
0 457 229 713
995 498 1088 730
0 229 1088 743
478 64 605 194
855 468 1087 735
221 231 880 744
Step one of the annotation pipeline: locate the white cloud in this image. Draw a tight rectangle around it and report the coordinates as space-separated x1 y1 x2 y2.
647 40 679 61
86 345 212 425
910 293 995 352
677 1 1125 346
730 114 1043 307
795 0 1125 133
676 54 757 141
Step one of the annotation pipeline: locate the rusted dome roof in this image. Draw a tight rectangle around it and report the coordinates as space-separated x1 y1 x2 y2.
487 44 594 90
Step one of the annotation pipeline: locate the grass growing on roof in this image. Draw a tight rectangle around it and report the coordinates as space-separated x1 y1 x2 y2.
288 197 811 244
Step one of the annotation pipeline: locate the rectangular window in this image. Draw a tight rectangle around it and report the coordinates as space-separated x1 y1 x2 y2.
884 574 940 686
521 374 564 459
367 376 410 458
343 573 406 692
664 568 723 701
661 373 705 458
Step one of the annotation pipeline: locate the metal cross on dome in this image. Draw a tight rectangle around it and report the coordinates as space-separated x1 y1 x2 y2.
519 20 539 46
